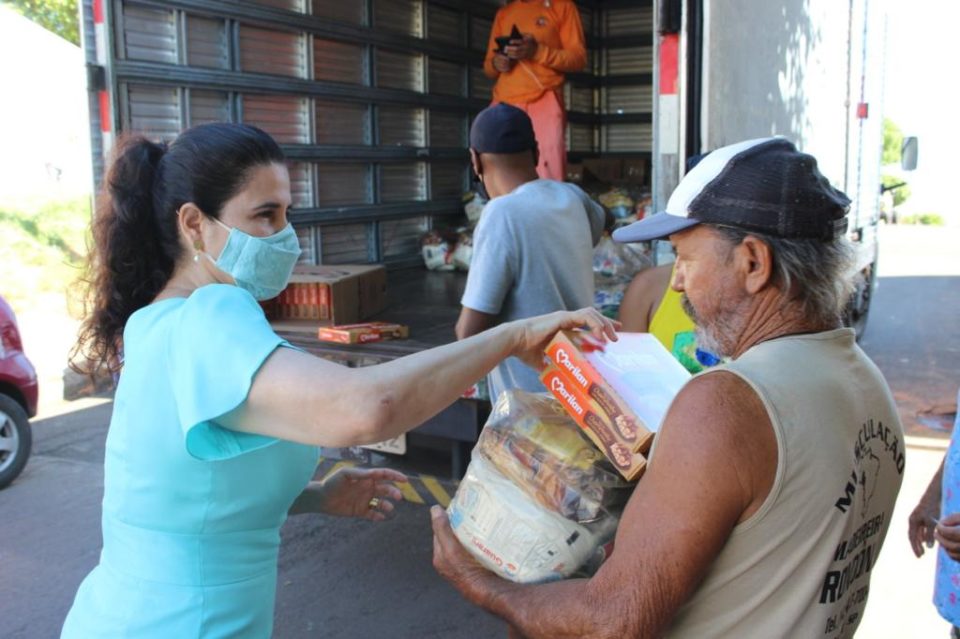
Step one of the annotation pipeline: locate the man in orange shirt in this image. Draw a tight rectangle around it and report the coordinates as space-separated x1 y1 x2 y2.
484 0 587 181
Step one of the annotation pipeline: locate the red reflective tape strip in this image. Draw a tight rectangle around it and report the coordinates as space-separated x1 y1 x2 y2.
93 0 104 24
659 34 679 95
99 90 111 133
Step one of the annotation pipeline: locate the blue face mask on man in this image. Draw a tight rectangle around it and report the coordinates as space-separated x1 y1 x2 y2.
209 218 301 300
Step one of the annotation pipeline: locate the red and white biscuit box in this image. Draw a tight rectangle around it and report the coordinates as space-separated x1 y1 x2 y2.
317 322 409 345
540 365 647 481
542 331 691 454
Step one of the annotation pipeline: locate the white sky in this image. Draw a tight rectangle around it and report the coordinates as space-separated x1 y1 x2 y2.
0 7 91 200
883 1 960 222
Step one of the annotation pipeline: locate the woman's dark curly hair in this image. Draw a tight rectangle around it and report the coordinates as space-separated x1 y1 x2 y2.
72 123 285 373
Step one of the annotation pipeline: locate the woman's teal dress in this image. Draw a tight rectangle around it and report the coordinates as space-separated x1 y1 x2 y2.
62 284 319 638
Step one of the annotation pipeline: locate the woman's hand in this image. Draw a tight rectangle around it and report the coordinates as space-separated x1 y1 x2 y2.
909 492 941 558
509 308 620 370
316 467 408 522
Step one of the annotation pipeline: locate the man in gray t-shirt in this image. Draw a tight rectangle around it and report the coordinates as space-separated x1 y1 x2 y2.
456 104 605 402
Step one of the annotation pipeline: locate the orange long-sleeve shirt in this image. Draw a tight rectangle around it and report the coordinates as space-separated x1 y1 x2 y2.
483 0 587 105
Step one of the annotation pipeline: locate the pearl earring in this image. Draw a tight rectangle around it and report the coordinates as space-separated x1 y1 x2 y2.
193 239 203 263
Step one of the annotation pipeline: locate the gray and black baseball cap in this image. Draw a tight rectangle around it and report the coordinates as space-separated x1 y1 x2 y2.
613 137 851 243
469 103 537 154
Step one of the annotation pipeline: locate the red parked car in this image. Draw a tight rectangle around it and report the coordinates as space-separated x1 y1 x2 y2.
0 295 37 488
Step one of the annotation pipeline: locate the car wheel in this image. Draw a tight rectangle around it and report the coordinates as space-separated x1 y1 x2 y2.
0 393 31 489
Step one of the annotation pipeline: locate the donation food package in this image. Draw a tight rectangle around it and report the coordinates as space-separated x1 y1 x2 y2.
475 391 631 522
421 230 456 271
421 228 473 272
463 190 487 226
540 366 648 481
450 230 473 271
592 235 652 318
593 234 652 282
542 331 691 479
316 321 409 345
448 391 629 584
597 187 634 219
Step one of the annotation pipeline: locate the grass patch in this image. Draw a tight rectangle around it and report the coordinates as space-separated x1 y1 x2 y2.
899 212 945 226
0 196 92 313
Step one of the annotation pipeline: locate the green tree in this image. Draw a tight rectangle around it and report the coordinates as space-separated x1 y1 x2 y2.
882 118 903 165
4 0 80 46
881 118 911 208
881 174 911 208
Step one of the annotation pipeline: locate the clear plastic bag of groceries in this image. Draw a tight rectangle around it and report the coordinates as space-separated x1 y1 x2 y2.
420 230 455 271
593 232 653 283
447 391 633 583
592 233 653 317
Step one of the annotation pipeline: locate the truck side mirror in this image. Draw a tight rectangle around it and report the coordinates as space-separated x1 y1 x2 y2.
901 137 918 171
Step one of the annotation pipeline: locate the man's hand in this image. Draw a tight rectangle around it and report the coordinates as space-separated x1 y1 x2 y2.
935 513 960 561
908 492 941 557
505 34 538 61
493 52 515 73
431 505 502 606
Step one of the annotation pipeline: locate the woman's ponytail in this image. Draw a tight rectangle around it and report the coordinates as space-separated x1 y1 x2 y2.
71 123 285 374
72 136 183 373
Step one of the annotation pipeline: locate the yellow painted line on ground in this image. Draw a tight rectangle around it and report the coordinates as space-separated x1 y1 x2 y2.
321 460 356 480
313 457 457 506
419 475 452 508
397 479 426 504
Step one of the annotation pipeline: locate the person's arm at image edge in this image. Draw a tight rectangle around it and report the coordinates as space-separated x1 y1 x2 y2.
909 458 945 557
432 371 777 638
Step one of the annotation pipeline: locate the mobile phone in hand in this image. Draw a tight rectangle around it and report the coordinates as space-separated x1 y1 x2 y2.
495 25 523 53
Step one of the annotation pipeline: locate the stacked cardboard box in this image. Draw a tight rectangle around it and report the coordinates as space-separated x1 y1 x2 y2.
263 264 387 329
540 331 691 481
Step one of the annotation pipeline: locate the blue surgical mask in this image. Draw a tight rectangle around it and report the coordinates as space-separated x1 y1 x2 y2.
210 219 301 300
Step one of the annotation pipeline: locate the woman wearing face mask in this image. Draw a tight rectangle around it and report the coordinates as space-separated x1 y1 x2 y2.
60 123 615 638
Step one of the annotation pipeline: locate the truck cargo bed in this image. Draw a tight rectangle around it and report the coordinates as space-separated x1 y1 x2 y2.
279 269 487 477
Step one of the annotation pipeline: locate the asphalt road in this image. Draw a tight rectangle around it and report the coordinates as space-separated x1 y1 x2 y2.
859 225 960 439
1 224 957 638
0 398 505 639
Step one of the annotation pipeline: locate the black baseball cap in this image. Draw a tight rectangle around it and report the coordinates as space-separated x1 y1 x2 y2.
469 103 537 154
613 137 851 243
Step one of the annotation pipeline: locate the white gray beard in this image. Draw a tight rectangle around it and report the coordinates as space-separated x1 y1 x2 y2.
695 324 728 359
683 293 746 360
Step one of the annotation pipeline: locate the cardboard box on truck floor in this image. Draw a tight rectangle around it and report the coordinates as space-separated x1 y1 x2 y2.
317 322 409 345
264 264 387 331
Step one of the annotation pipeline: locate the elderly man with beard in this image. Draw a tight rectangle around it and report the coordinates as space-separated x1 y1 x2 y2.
431 138 905 639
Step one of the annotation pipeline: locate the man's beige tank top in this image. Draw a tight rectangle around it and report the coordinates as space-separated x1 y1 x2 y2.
659 329 904 638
